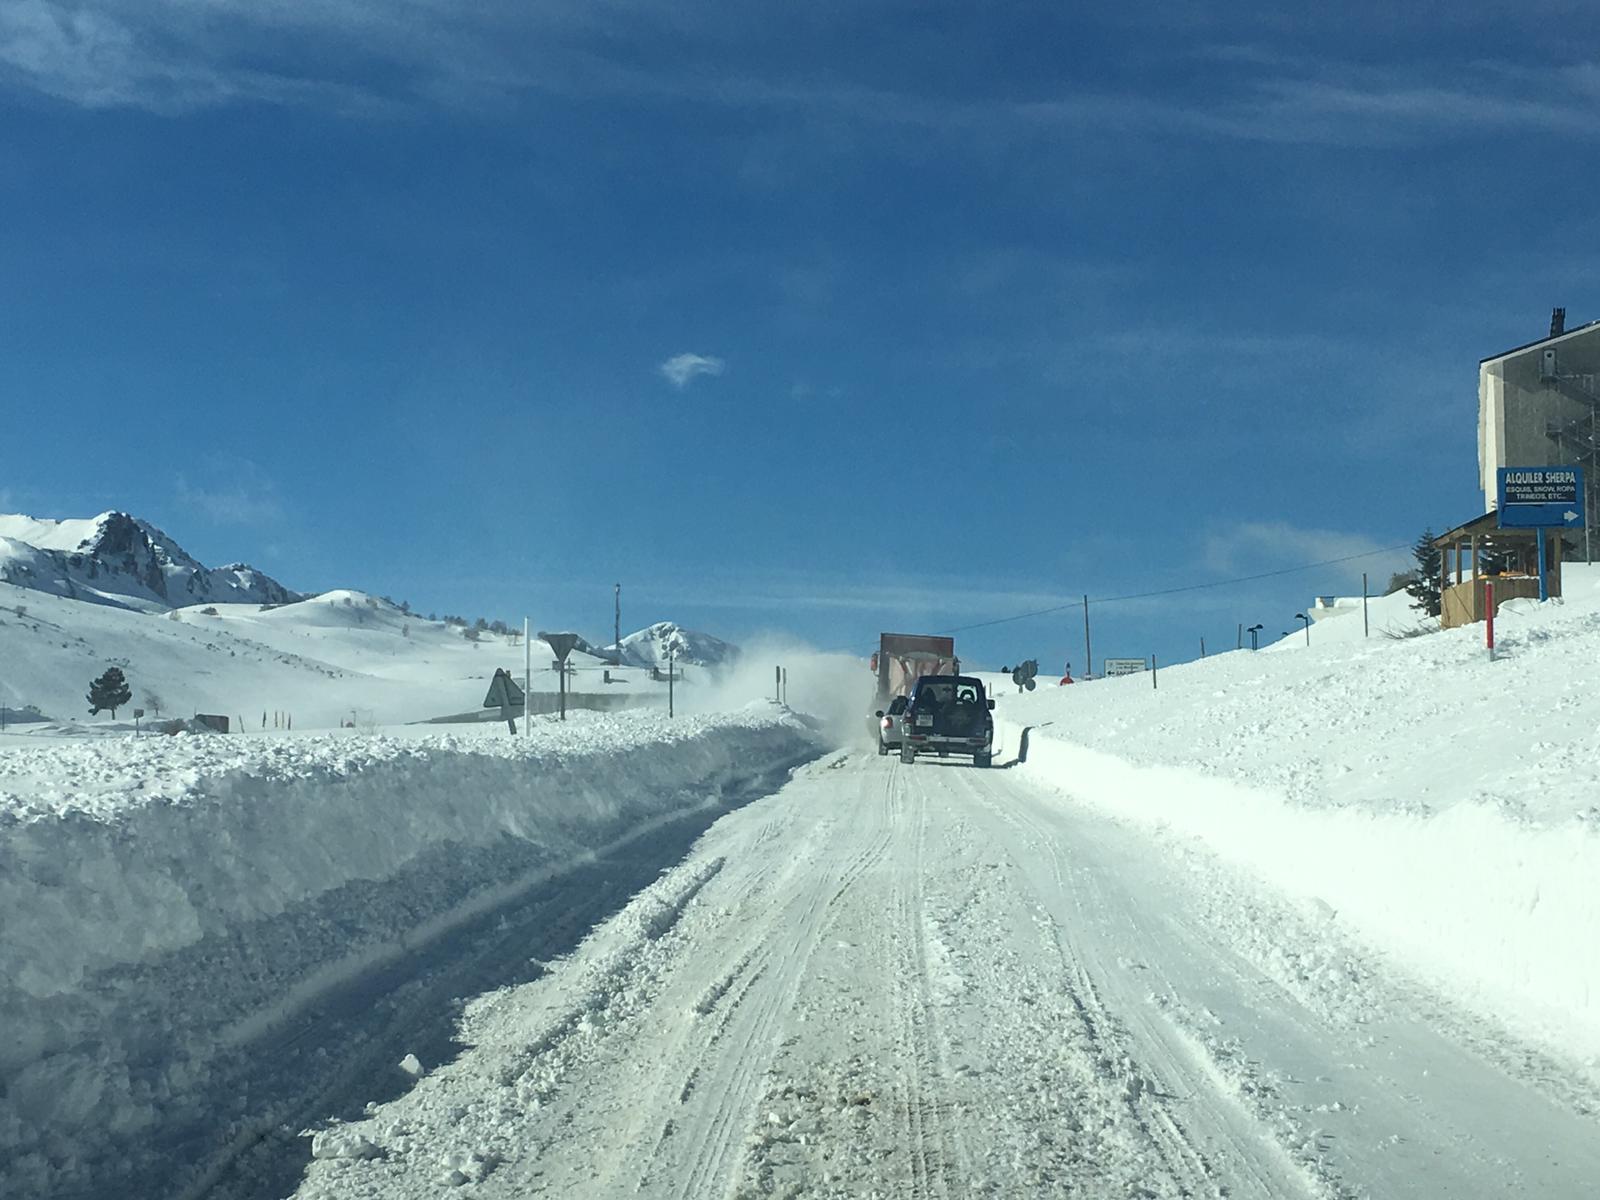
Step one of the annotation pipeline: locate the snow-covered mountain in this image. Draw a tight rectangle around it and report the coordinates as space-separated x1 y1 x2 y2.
0 511 299 612
613 621 740 669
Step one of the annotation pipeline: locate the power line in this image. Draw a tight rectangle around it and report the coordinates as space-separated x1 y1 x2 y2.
931 542 1412 637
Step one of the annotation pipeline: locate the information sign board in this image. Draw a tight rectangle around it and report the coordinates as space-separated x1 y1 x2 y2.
1497 466 1585 529
1103 658 1147 677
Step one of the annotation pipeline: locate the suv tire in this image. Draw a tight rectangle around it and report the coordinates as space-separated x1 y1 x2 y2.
974 753 991 768
900 744 915 765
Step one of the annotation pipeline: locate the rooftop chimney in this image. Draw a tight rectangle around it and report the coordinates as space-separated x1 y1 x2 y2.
1550 306 1566 338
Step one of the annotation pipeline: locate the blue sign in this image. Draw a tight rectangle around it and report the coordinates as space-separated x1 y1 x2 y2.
1497 467 1586 529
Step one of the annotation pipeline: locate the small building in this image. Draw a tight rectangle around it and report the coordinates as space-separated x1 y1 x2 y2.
1308 595 1361 623
1432 516 1564 629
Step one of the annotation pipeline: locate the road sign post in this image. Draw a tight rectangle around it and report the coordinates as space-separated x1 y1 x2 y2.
537 632 583 721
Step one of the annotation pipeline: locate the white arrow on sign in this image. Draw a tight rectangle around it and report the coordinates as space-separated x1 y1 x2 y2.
1565 510 1581 523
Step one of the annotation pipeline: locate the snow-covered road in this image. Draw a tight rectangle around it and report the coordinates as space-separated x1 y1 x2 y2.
293 750 1600 1199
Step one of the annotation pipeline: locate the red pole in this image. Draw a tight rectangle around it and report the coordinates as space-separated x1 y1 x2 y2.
1485 580 1495 660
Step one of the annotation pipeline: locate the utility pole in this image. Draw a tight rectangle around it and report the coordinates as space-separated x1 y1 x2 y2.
782 667 788 705
1362 574 1370 638
613 583 622 666
1082 595 1092 681
523 617 531 735
668 648 675 718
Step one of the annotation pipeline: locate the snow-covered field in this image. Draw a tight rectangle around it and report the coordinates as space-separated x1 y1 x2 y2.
0 580 679 734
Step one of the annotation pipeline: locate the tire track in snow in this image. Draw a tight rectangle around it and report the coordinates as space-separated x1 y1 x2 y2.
947 767 1341 1199
661 758 899 1200
887 774 967 1198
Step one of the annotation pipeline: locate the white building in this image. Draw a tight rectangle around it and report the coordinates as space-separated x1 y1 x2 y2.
1479 311 1600 551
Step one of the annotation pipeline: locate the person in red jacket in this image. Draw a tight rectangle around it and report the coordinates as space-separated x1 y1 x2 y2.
1059 661 1074 685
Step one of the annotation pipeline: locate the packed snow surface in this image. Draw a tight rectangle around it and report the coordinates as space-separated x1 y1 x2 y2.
288 753 1600 1199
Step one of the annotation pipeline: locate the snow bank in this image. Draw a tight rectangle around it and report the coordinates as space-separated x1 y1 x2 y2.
0 708 819 1197
993 577 1600 1070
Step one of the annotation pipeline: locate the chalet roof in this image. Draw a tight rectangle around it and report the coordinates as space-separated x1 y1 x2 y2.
1431 512 1543 545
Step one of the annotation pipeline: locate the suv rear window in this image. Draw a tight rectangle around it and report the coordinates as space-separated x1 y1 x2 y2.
887 696 908 714
914 679 983 706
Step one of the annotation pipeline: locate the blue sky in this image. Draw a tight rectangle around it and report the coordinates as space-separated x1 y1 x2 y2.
3 1 1597 670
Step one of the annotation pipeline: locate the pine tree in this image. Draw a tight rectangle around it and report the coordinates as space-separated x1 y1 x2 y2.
1404 528 1442 617
87 667 133 718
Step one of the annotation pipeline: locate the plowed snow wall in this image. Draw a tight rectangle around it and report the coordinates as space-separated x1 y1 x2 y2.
0 710 818 1195
999 719 1600 1068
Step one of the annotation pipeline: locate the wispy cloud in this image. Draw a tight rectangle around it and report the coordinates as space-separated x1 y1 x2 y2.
659 352 725 389
5 0 1597 155
174 458 284 526
0 0 393 114
1203 520 1408 587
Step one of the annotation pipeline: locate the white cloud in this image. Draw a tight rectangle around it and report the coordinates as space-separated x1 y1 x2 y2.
175 458 284 525
658 352 725 389
1203 520 1408 586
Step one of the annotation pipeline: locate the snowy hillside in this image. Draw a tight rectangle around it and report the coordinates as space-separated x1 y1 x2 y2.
0 583 671 733
0 511 298 611
614 621 739 669
988 564 1600 1070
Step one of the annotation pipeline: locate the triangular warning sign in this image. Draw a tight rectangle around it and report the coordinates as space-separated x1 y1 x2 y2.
483 668 525 709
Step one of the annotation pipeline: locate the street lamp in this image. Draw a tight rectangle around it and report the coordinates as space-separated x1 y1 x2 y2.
1294 613 1311 645
1247 623 1263 650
